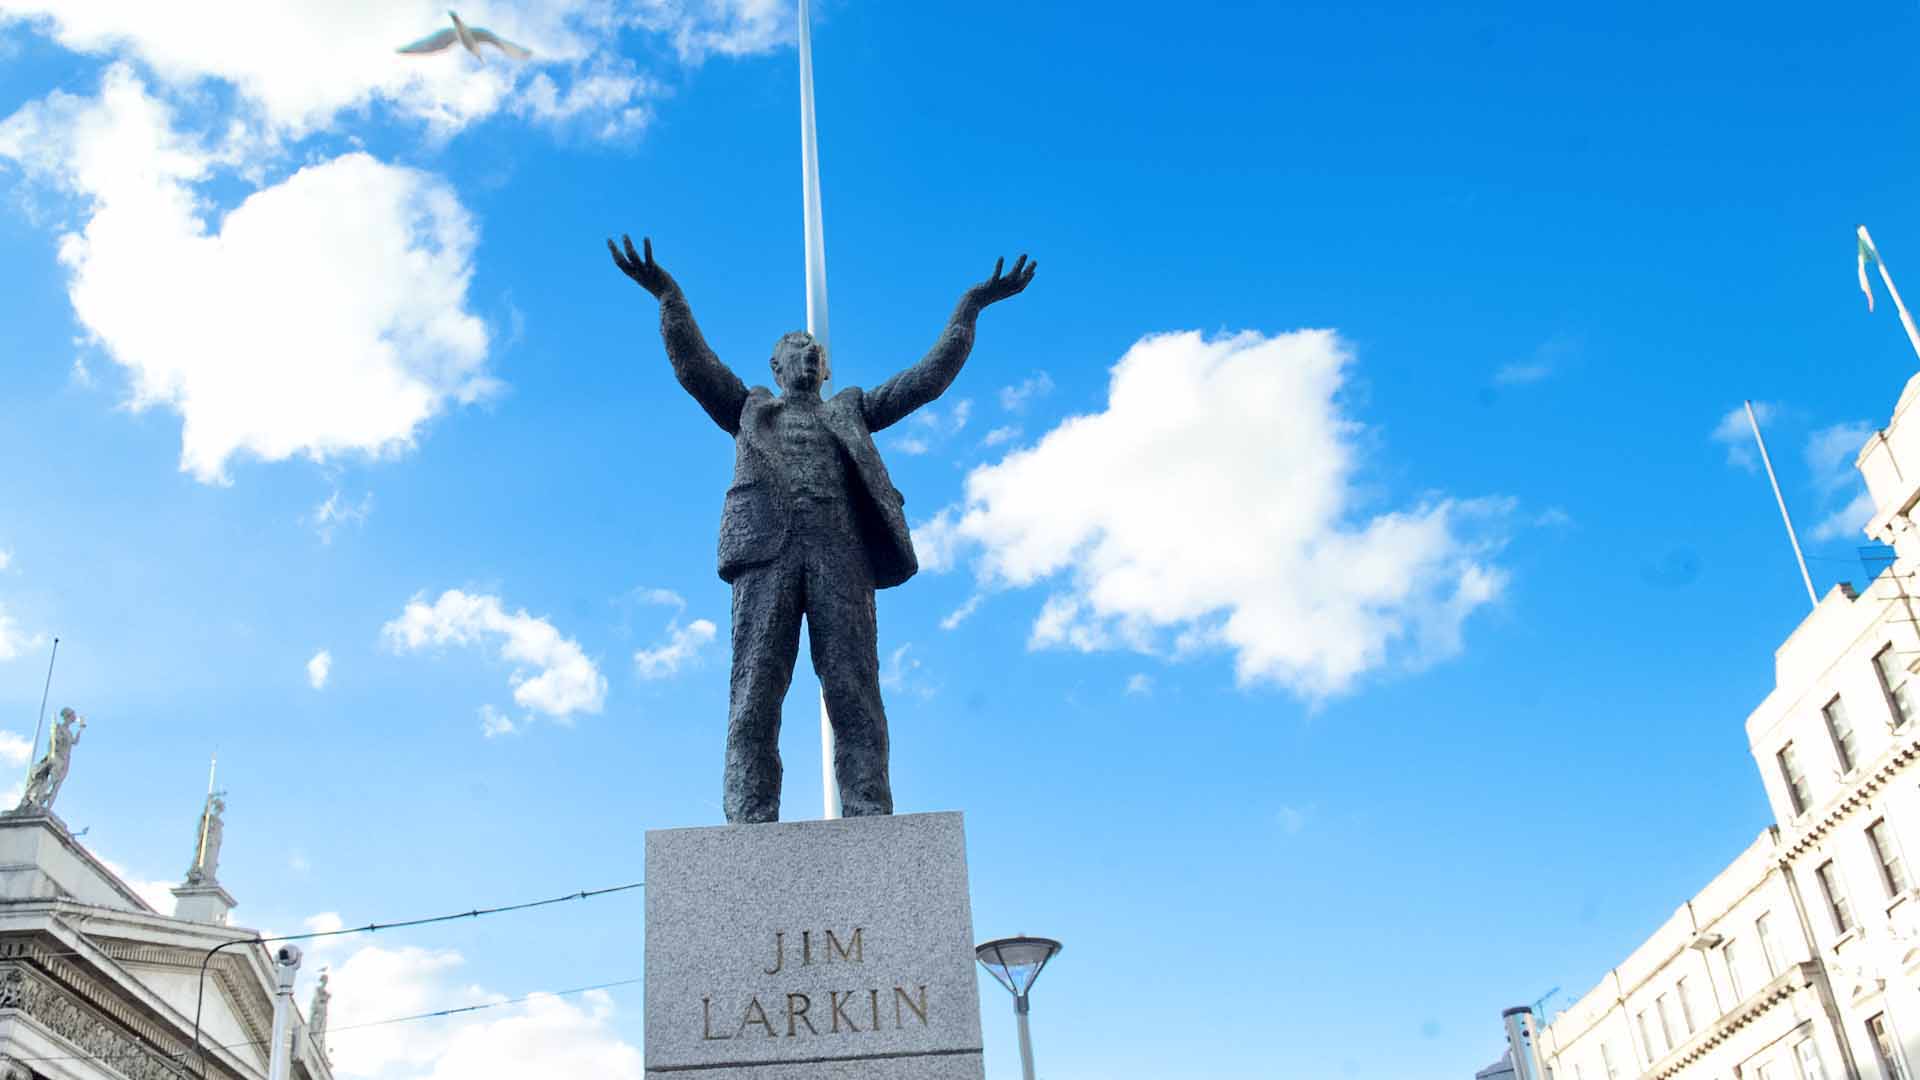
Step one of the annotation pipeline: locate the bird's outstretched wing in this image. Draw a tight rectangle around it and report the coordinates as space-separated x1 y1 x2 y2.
470 28 533 60
397 28 458 54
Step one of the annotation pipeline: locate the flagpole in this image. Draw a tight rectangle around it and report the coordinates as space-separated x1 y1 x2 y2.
195 755 217 871
1860 225 1920 366
798 0 841 820
1745 399 1819 610
23 638 57 791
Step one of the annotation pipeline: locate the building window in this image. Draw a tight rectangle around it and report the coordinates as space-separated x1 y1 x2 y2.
1676 976 1696 1035
1869 1012 1911 1080
1825 695 1860 772
1757 912 1783 976
1877 645 1915 728
1654 993 1676 1051
1795 1036 1829 1080
1724 939 1745 1000
1870 818 1912 897
1636 1011 1656 1060
1600 1041 1619 1080
1753 1061 1774 1080
1778 742 1812 816
1817 860 1856 934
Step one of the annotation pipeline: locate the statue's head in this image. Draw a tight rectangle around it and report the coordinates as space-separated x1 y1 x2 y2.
770 330 828 395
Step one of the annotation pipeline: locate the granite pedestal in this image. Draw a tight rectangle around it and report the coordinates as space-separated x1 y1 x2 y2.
644 812 985 1079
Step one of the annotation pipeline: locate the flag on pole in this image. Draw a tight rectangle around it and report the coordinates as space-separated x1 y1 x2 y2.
1857 224 1920 366
1861 228 1880 312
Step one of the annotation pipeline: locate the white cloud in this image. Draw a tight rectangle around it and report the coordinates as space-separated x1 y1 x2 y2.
1276 805 1309 835
1807 421 1877 544
0 607 38 662
939 593 984 630
1711 401 1776 471
313 490 374 543
915 329 1509 699
892 397 972 456
0 549 10 571
479 704 520 739
96 856 176 915
912 398 971 434
0 68 498 483
631 0 790 62
0 731 31 768
302 910 347 952
633 618 716 679
1809 420 1874 493
1534 507 1573 528
0 2 685 140
412 991 643 1080
879 643 933 699
636 587 686 611
515 61 662 139
1125 673 1152 696
1493 337 1573 388
383 589 606 718
0 595 49 664
1812 491 1875 544
307 649 333 690
1493 361 1551 386
323 942 641 1080
324 944 478 1076
999 372 1054 412
982 425 1019 448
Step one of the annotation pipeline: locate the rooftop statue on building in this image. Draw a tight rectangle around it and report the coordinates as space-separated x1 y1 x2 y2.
185 791 226 886
310 970 331 1053
11 708 84 815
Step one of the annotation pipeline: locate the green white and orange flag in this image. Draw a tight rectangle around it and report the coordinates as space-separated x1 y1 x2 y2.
1860 226 1881 312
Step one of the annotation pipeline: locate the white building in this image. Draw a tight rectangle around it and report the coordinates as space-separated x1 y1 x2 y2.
1522 373 1920 1079
0 808 333 1080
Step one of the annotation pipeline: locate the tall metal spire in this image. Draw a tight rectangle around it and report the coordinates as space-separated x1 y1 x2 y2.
797 0 841 819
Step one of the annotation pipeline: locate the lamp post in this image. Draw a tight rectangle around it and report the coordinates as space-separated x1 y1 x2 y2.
975 936 1063 1080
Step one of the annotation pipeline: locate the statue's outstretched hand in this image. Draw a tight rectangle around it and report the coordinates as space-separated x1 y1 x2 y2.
964 254 1037 310
608 234 679 300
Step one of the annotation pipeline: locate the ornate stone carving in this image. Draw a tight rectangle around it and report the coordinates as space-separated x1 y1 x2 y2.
0 962 197 1080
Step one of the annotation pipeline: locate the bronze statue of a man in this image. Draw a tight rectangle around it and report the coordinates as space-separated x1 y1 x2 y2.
608 235 1035 823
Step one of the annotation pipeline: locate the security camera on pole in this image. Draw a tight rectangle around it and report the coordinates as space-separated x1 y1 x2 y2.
268 944 301 1080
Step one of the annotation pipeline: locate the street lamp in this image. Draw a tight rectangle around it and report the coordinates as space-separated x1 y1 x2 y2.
976 936 1063 1080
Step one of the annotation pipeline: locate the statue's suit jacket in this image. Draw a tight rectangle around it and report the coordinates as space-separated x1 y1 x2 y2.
660 291 976 591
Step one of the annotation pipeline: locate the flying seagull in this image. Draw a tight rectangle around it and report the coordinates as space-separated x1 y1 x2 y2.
397 11 532 61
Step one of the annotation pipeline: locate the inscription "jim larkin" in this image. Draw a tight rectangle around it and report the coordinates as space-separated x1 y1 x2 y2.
701 928 931 1040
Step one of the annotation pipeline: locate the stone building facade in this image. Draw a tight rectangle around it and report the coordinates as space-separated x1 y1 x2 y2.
1523 374 1920 1079
0 812 331 1080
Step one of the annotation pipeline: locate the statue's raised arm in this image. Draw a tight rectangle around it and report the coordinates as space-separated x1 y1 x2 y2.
863 254 1037 433
608 234 749 435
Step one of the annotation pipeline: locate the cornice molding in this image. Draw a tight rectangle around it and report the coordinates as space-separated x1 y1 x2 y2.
1640 963 1814 1079
0 962 196 1080
1782 735 1920 860
0 933 264 1080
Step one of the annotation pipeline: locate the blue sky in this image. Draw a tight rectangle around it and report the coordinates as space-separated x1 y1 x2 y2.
2 1 1918 1077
